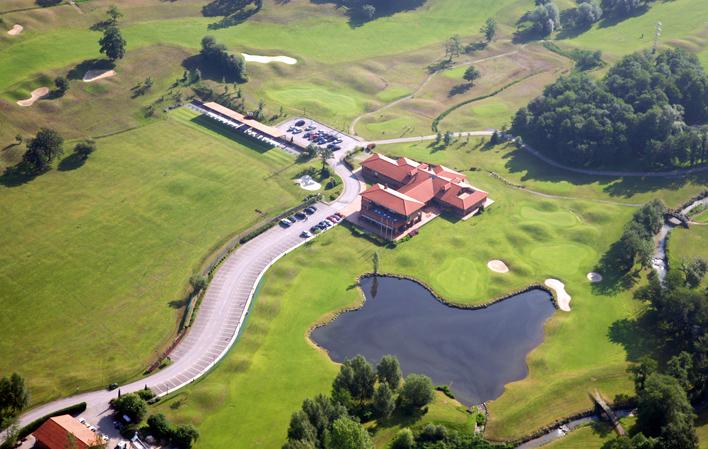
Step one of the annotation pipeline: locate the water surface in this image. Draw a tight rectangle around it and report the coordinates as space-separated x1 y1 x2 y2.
311 276 555 405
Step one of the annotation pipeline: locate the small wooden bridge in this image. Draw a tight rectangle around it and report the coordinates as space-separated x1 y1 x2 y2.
590 390 626 436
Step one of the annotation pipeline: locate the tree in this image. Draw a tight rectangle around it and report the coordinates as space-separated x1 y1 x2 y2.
666 352 694 393
73 140 96 160
444 35 462 61
575 1 603 27
390 428 415 449
463 65 481 84
0 374 29 430
525 2 560 36
636 373 696 438
99 26 126 61
317 146 333 175
628 357 658 393
372 383 395 419
332 355 375 403
681 257 707 288
398 374 434 412
147 414 172 440
21 128 64 174
480 17 496 42
325 417 374 449
200 35 247 83
54 76 69 96
359 4 376 21
443 131 453 146
171 424 199 449
287 410 317 445
376 355 401 390
106 5 123 24
111 393 147 422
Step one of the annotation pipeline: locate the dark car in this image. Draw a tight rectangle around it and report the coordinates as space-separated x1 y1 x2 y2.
295 119 306 127
279 219 291 228
304 207 315 215
107 382 119 391
295 212 307 220
309 205 317 212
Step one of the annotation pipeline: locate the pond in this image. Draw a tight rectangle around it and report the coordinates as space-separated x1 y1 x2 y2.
311 276 556 405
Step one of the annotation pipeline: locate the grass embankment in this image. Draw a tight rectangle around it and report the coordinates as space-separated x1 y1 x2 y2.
0 109 314 405
154 146 647 448
543 416 636 449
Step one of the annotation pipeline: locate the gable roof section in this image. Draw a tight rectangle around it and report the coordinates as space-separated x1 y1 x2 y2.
361 153 418 184
437 184 488 210
33 415 97 449
202 101 285 138
361 184 425 216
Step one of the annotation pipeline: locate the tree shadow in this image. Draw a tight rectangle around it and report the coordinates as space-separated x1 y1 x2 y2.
448 83 472 97
0 164 38 188
608 314 658 362
35 0 61 6
182 55 245 84
367 407 428 436
202 0 262 29
310 0 425 28
596 5 651 29
57 153 86 171
67 59 115 81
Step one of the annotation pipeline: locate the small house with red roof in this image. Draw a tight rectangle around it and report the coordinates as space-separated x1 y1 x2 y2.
358 153 490 238
33 415 101 449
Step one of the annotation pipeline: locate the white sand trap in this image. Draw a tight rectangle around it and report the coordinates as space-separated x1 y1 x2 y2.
487 260 509 273
297 175 321 191
17 87 49 107
587 272 603 283
8 24 23 36
242 53 297 65
82 69 116 82
545 278 571 312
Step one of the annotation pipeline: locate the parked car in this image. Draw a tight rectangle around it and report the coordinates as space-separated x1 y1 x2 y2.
279 219 291 228
300 231 312 238
295 212 307 220
335 212 344 219
295 119 306 127
287 216 298 224
309 205 317 212
107 383 119 391
291 129 303 134
304 207 315 215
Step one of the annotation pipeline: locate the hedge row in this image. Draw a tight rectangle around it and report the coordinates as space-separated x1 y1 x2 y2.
1 402 87 449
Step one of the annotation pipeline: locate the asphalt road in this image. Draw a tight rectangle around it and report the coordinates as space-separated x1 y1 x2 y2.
7 152 360 446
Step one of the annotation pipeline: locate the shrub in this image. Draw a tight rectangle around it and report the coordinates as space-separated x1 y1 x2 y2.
112 394 147 422
398 374 434 412
435 384 455 399
146 414 172 440
171 424 199 449
137 388 155 401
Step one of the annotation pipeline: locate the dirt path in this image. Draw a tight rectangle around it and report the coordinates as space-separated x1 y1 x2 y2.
349 47 523 136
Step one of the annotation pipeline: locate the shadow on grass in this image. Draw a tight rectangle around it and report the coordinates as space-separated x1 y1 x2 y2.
496 144 708 200
67 59 115 81
0 164 40 188
608 316 657 362
368 407 428 437
57 153 86 171
310 0 426 28
188 114 273 154
448 83 473 97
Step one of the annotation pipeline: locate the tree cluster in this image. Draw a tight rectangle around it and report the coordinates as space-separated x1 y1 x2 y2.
512 49 708 170
390 423 510 449
0 373 29 430
601 200 666 273
563 0 603 30
603 270 706 449
21 128 64 174
145 413 199 449
519 0 560 36
600 0 654 19
284 355 438 449
202 0 262 29
199 36 247 83
112 393 148 423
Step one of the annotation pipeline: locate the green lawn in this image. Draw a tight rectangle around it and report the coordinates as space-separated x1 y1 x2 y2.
667 226 708 289
154 154 645 447
0 109 312 404
543 416 636 449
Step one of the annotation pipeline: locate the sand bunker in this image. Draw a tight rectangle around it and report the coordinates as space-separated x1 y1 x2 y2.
83 69 116 82
242 53 297 65
17 87 49 107
587 272 603 283
545 279 571 312
297 175 321 191
487 260 509 273
8 24 23 36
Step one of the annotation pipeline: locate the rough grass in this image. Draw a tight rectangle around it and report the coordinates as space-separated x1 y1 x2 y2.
0 109 312 405
667 226 708 289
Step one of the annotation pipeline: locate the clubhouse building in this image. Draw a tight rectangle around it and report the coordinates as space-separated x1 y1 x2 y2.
358 153 490 239
33 415 101 449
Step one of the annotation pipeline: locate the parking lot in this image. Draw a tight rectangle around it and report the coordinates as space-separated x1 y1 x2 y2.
279 205 345 238
277 118 363 154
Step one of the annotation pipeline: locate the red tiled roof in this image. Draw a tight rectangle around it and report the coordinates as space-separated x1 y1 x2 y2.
361 184 425 216
33 415 98 449
360 153 489 214
361 153 419 184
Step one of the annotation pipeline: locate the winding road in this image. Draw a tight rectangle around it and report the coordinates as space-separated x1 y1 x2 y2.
6 151 361 445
